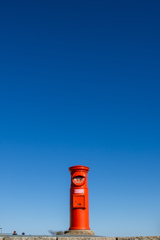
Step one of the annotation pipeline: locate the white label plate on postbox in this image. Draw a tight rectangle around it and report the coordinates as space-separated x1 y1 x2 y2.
74 189 84 194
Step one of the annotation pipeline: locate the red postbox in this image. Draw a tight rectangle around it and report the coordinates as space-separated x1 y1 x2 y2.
69 165 91 231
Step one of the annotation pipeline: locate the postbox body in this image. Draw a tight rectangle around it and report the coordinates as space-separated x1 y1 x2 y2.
69 165 90 230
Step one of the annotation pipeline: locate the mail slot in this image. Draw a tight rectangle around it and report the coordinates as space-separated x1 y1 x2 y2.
72 176 85 185
69 165 90 230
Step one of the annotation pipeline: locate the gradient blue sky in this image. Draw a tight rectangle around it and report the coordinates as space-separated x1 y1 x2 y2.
0 0 160 237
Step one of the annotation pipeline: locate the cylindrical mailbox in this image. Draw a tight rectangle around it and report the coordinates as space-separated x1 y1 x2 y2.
69 165 90 230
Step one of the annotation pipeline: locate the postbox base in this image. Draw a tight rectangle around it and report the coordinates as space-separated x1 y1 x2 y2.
64 230 95 235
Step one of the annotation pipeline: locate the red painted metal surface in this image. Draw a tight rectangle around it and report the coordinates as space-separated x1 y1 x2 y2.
69 165 90 230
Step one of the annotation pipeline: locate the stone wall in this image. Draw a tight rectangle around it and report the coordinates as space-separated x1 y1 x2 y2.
0 236 160 240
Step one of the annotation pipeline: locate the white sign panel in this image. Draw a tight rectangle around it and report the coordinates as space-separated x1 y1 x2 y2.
74 189 84 194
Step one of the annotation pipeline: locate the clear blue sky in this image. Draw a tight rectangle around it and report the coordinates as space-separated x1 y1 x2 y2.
0 0 160 237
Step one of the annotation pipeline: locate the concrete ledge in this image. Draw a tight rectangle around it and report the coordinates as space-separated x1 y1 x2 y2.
58 236 115 240
118 237 160 240
0 237 56 240
0 236 159 240
0 236 115 240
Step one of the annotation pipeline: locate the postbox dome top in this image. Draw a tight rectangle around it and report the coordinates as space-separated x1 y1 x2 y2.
69 165 89 172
